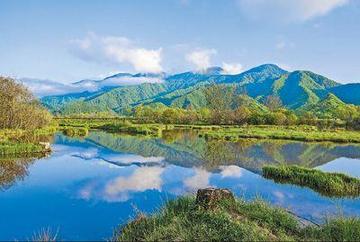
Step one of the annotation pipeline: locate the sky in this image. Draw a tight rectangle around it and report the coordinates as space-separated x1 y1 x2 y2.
0 0 359 84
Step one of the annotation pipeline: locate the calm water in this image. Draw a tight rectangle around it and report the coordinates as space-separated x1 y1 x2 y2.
1 130 360 240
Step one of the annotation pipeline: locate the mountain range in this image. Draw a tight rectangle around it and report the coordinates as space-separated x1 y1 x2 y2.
38 64 360 116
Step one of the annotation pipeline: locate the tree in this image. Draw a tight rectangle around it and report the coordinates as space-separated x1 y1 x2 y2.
233 106 251 124
161 108 179 124
264 95 283 111
204 84 233 111
0 77 52 129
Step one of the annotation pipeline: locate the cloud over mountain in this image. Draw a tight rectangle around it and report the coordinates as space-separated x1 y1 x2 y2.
186 49 217 71
222 62 243 74
70 33 163 73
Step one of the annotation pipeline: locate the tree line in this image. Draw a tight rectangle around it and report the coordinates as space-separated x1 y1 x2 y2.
131 84 360 129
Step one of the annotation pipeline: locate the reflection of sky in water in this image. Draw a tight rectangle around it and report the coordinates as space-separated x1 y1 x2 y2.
316 157 360 178
0 133 360 240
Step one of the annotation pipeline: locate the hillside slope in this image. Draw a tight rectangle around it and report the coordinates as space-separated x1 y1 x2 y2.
41 64 359 115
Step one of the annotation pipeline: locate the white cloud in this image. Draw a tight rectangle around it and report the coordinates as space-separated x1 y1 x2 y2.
104 166 164 202
70 33 163 73
237 0 349 21
19 72 165 97
184 168 211 191
219 165 243 178
186 49 217 71
19 78 85 97
221 62 243 74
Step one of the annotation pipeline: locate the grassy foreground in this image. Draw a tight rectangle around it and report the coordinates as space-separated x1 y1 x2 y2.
114 196 360 241
263 165 360 198
199 125 360 143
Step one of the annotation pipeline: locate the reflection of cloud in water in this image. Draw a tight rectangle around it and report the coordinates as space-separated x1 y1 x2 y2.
75 149 99 159
219 165 243 178
273 191 285 203
184 168 211 191
78 181 97 200
104 167 165 202
72 150 165 167
104 155 165 164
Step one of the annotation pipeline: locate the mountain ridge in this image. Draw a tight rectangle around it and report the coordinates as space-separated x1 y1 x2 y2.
39 64 360 115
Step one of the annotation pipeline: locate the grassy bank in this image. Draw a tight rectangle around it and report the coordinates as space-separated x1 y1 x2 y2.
262 165 360 197
199 125 360 143
0 126 56 155
114 196 360 241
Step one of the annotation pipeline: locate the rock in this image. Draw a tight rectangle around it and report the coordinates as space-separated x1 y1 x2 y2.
196 187 235 209
39 142 51 151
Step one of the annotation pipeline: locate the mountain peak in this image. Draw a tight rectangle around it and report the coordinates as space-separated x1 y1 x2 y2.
103 73 132 80
203 66 224 75
248 64 287 74
133 72 167 78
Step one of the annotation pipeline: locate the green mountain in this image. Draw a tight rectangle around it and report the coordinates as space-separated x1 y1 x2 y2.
328 83 360 105
262 70 340 109
41 64 359 115
300 93 359 119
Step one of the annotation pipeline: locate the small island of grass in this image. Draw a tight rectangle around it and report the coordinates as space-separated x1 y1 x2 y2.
262 165 360 198
114 188 360 241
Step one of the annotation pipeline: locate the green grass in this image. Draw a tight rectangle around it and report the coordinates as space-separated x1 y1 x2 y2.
57 117 175 137
301 217 360 241
62 127 89 137
199 125 360 143
0 126 56 155
0 142 46 155
114 197 298 241
99 123 166 136
114 196 360 241
56 118 360 143
262 165 360 198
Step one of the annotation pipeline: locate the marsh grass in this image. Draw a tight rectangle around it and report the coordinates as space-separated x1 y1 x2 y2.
31 228 59 242
62 127 89 137
199 125 360 143
113 196 360 241
57 117 173 137
262 165 360 197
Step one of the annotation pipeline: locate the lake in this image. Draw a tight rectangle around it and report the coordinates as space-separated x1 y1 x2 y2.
1 130 360 240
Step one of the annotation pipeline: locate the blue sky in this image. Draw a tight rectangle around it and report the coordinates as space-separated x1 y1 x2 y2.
0 0 359 83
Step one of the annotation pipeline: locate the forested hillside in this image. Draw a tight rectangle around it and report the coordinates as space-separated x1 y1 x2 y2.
40 64 360 118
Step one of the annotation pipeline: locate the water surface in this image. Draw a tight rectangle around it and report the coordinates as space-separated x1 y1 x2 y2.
1 130 360 240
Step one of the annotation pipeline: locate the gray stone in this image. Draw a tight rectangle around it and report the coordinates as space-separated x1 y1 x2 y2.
196 187 235 209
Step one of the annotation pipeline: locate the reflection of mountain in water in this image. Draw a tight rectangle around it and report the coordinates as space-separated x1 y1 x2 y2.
0 155 40 190
82 130 360 173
